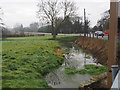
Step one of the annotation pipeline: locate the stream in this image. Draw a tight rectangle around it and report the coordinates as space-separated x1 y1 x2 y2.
45 44 102 88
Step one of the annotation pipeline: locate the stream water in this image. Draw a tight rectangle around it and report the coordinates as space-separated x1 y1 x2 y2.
45 44 102 88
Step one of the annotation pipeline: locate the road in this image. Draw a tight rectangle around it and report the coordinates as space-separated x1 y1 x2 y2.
80 34 108 40
24 32 120 42
24 32 81 36
80 34 120 42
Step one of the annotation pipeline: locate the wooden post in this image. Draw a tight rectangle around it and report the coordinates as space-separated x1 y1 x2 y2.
89 33 91 38
93 33 94 38
84 8 86 37
97 34 98 39
108 0 118 88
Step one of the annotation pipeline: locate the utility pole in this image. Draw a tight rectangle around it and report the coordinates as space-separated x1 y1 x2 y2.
84 8 86 37
108 0 118 88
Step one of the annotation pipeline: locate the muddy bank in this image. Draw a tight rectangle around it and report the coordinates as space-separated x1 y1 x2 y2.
79 72 107 88
74 36 108 65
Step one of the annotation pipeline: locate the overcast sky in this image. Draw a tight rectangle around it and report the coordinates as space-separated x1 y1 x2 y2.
0 0 110 28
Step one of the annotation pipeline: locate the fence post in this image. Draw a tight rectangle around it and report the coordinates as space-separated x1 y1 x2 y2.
93 33 94 38
97 34 98 39
108 0 118 88
89 33 91 38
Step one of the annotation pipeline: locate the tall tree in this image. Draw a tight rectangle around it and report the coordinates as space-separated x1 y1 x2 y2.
59 16 73 34
97 10 110 31
37 0 77 39
0 7 4 27
29 22 39 32
37 0 60 39
61 0 77 18
0 7 5 37
72 16 83 33
0 7 2 23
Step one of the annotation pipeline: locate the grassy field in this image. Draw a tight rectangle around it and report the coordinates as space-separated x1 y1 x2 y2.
2 35 79 88
2 35 109 88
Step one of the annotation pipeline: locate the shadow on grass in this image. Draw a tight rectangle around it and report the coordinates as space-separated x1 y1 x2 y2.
55 36 80 48
44 35 80 48
2 37 26 41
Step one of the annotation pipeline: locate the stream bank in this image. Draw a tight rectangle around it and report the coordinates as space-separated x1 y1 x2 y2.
45 36 107 88
74 36 108 65
45 44 104 88
74 36 120 65
73 36 110 88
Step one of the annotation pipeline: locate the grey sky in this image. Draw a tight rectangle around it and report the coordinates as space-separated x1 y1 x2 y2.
0 0 110 28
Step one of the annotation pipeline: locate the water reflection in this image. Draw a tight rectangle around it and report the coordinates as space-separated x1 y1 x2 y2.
45 44 101 88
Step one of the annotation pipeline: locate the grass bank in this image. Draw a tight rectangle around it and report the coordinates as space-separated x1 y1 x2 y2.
3 35 112 88
75 36 108 65
2 35 80 88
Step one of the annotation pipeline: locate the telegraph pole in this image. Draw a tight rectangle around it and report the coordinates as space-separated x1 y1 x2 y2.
84 8 86 37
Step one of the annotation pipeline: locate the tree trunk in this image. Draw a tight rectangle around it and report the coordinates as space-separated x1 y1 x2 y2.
53 34 56 39
52 29 56 39
51 21 56 40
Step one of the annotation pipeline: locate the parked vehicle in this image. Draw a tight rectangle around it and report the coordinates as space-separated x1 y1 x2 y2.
94 31 104 36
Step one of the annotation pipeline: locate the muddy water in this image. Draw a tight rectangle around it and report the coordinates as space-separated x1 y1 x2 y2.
45 44 102 88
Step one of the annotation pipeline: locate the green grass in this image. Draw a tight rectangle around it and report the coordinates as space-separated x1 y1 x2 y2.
84 56 91 59
2 35 80 88
65 64 107 76
1 36 59 88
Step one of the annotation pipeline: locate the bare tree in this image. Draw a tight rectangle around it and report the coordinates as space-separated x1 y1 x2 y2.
61 0 77 18
37 0 77 39
0 8 1 23
37 0 59 39
97 10 110 31
0 7 5 37
0 7 4 27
